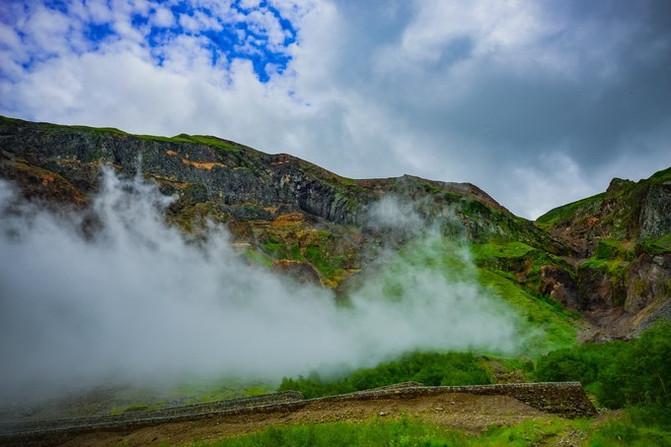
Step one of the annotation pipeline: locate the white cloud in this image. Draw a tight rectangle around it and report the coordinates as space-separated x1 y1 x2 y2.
508 152 594 219
1 0 669 219
152 7 175 28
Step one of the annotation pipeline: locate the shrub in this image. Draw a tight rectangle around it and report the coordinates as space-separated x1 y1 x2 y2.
279 352 491 399
535 321 671 409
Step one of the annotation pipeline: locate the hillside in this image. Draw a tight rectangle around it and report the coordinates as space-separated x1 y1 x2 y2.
1 115 669 339
537 167 671 337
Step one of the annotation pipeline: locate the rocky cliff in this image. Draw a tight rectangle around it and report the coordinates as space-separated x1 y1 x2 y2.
0 115 669 337
537 168 671 337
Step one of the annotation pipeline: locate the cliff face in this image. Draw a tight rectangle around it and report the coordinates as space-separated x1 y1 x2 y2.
1 115 669 336
537 168 671 337
0 116 556 286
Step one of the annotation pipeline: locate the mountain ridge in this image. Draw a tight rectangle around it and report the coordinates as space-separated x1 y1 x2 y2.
0 115 669 338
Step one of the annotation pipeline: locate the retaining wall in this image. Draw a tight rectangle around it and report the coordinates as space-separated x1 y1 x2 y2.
0 382 597 446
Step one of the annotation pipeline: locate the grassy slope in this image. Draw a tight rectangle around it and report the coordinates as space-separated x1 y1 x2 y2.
536 193 606 229
477 268 577 354
275 237 577 400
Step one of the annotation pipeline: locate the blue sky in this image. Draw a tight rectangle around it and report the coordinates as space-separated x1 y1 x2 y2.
5 0 297 81
1 0 670 218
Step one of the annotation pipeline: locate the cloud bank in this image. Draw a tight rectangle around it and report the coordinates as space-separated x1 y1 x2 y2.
0 170 519 403
1 0 669 218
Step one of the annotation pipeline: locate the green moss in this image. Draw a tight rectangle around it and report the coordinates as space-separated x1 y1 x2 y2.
0 114 245 154
641 234 671 254
594 239 633 260
580 257 628 278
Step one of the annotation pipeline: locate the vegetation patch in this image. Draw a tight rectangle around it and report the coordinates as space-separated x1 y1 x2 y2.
536 192 605 228
641 234 671 254
477 269 578 354
593 238 635 260
579 256 628 279
191 414 671 447
535 321 671 410
278 352 492 399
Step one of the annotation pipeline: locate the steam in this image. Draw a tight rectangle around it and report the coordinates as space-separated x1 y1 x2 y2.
0 171 520 404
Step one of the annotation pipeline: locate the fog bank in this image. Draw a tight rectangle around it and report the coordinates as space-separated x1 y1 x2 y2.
0 170 520 403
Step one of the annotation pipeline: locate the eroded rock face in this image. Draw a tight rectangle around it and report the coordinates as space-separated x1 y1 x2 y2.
540 265 579 309
640 181 671 239
625 254 671 314
577 266 626 311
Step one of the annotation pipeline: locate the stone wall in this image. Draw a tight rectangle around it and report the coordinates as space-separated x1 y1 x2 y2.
321 382 596 417
0 391 303 438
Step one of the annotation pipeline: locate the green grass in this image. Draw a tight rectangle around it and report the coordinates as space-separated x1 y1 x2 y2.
477 269 577 354
191 418 470 447
579 256 628 279
0 114 242 153
588 418 671 447
470 241 575 298
135 133 241 153
187 414 671 447
173 380 273 405
649 166 671 183
536 192 605 227
244 249 275 268
471 241 536 260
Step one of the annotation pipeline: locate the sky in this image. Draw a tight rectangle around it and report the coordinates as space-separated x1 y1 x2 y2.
0 0 670 218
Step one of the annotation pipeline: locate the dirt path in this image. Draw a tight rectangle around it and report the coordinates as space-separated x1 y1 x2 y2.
51 392 545 447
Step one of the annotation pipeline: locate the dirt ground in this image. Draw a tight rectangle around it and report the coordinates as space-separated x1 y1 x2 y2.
50 392 547 447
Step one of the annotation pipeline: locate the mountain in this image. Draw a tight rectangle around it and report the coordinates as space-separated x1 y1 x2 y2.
1 115 669 338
